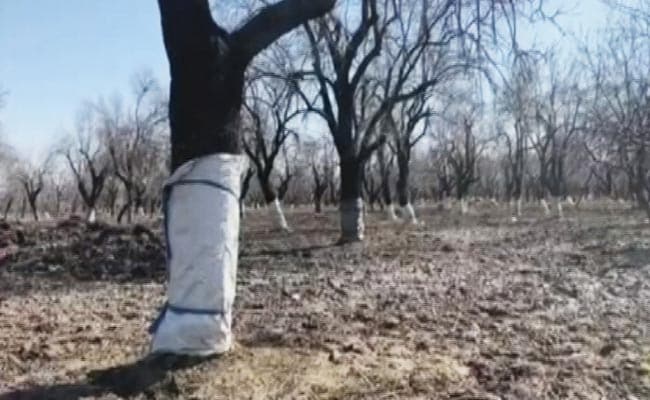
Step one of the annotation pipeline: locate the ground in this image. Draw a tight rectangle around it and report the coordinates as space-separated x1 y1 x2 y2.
0 201 649 399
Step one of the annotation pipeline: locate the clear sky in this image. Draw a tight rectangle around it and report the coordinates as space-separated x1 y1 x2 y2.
0 0 169 160
0 0 612 161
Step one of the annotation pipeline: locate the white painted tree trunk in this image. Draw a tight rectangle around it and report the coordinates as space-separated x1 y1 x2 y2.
273 198 290 231
541 199 551 216
340 198 364 242
554 197 564 219
150 154 242 356
402 203 418 224
87 208 97 223
511 198 523 222
386 204 398 221
460 199 468 215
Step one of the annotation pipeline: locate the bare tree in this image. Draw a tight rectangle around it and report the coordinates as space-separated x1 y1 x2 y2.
385 96 434 223
582 7 650 217
61 108 111 222
16 159 47 221
531 54 584 218
242 78 300 230
294 0 553 241
304 138 336 213
438 106 484 214
497 58 537 219
97 73 166 223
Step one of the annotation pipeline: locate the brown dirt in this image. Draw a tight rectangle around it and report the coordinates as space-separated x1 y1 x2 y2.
0 202 648 399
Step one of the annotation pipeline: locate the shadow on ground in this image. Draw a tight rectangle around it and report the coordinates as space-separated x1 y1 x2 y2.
0 354 214 400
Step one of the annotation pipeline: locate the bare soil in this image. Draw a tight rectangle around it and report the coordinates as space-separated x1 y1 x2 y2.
0 202 649 399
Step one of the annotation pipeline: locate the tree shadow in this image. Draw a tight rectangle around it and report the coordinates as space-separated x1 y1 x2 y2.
0 354 216 400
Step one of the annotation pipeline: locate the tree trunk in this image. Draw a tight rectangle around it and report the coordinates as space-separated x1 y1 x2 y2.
339 158 364 243
396 156 417 224
314 187 324 213
240 168 254 218
258 174 289 230
28 197 38 221
20 197 26 219
55 193 62 217
87 208 97 223
71 196 79 214
380 170 395 220
3 197 13 220
273 198 290 231
117 203 130 224
151 0 334 356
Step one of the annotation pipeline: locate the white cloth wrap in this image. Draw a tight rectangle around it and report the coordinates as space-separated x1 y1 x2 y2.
150 153 243 356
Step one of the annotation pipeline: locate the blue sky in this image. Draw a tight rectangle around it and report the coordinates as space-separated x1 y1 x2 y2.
0 1 612 161
0 0 168 160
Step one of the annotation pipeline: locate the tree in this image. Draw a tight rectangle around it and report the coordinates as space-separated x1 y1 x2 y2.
98 73 167 223
304 138 336 213
293 0 399 242
497 58 536 219
582 5 650 217
295 0 552 241
61 107 111 222
531 54 584 218
242 77 300 230
152 0 335 356
16 159 47 221
385 96 434 223
447 115 481 205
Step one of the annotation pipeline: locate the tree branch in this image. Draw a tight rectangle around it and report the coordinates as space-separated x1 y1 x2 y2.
232 0 336 65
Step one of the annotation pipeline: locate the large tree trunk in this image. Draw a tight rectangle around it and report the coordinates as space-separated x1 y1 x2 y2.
339 157 364 243
151 0 246 357
151 0 334 356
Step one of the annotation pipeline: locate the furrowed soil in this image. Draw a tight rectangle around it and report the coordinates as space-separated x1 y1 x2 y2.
0 202 649 399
